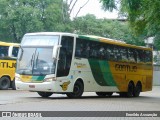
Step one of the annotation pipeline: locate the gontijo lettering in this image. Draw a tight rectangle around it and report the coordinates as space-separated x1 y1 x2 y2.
0 62 16 68
115 64 137 72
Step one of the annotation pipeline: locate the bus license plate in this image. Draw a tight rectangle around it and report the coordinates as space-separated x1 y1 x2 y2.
29 85 35 88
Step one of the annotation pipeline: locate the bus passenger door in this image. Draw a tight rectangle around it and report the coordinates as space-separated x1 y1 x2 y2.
57 36 74 77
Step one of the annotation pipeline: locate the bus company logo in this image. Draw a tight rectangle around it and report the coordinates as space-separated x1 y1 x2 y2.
115 64 137 72
60 81 71 91
74 62 87 68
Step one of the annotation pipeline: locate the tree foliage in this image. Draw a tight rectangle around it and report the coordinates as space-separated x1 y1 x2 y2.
0 0 71 42
0 0 146 48
100 0 160 49
72 14 145 46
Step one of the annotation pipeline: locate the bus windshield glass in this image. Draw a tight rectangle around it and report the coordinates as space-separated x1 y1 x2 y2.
16 47 56 75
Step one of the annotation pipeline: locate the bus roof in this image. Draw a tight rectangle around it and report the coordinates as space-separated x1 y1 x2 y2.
24 32 151 51
78 35 152 51
25 32 77 37
0 41 19 46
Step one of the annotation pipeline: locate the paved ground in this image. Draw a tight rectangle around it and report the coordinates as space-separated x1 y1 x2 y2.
0 86 160 120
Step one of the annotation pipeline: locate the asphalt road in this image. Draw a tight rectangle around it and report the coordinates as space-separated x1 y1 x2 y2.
0 86 160 119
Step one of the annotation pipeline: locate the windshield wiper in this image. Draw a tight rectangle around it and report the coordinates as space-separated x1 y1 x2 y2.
31 53 35 66
30 52 36 75
35 52 39 68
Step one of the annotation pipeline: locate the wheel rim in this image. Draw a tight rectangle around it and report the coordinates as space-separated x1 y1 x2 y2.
73 84 80 95
2 79 8 88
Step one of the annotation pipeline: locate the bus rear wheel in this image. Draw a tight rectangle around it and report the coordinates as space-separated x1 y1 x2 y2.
0 77 10 90
96 92 113 97
126 82 134 97
133 82 142 97
37 92 53 98
66 81 84 98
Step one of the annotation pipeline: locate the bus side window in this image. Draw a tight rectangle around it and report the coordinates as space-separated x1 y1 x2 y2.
128 48 136 62
90 42 99 59
75 38 87 58
116 46 122 61
85 42 90 58
137 50 145 63
0 46 9 57
145 51 152 62
105 45 111 60
82 41 90 58
75 38 81 57
134 50 138 62
121 47 128 62
109 45 115 61
80 40 85 58
89 43 94 58
114 46 120 61
99 45 105 59
12 47 19 57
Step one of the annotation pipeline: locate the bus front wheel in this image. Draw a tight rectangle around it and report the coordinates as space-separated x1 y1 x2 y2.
66 81 84 98
0 77 10 90
37 92 53 98
11 79 16 90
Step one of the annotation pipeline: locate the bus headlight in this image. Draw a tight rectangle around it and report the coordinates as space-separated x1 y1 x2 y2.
44 77 56 82
15 76 21 81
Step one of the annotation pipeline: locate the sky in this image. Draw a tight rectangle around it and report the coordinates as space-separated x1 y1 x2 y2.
70 0 118 19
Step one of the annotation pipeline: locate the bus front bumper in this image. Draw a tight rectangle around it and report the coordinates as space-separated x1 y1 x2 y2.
15 81 55 92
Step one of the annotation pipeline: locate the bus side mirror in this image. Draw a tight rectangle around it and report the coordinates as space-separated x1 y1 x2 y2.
52 45 62 59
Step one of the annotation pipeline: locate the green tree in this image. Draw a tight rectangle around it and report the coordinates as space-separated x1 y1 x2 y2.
0 0 71 42
72 14 144 45
73 14 100 35
99 0 160 49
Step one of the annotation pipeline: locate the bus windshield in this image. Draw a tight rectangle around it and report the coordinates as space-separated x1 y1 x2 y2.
16 47 56 75
16 35 59 75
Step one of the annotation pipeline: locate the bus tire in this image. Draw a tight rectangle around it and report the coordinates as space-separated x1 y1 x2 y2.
37 92 53 98
0 77 10 90
106 92 113 96
133 82 142 97
96 92 107 96
96 92 113 97
66 81 84 98
126 82 134 97
12 79 16 90
119 92 126 97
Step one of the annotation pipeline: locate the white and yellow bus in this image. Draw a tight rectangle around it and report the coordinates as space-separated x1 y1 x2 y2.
0 41 19 90
15 32 153 98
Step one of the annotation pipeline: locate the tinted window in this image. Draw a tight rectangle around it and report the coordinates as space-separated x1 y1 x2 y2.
0 46 9 58
12 47 19 57
75 38 152 63
57 36 74 77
